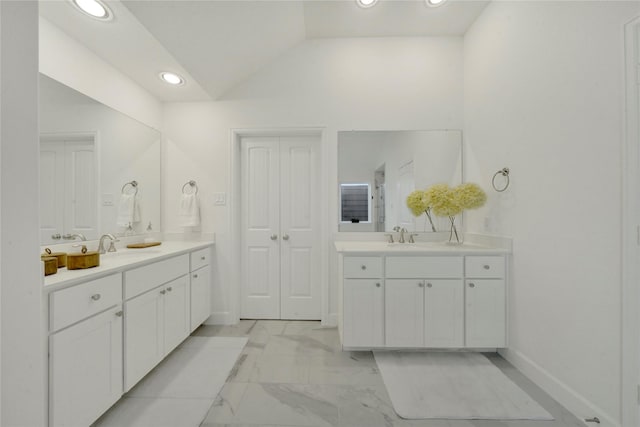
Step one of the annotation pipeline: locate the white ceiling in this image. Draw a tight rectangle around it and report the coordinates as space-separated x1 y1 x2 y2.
39 0 489 102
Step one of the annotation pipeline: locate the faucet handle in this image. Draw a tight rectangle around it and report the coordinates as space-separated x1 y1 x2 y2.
384 233 394 244
409 234 419 243
107 239 119 253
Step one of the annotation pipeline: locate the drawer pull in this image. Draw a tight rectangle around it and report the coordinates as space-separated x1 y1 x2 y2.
361 265 367 270
201 256 206 260
193 274 198 278
90 294 101 301
483 265 491 270
375 283 381 288
426 283 432 288
167 287 173 292
469 283 475 288
115 310 123 317
160 290 166 295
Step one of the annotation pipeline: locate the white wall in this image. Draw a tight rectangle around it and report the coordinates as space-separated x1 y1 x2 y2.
464 2 640 426
0 2 46 425
39 18 162 130
162 37 464 323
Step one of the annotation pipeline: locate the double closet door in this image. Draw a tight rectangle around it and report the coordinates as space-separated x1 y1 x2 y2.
241 135 321 320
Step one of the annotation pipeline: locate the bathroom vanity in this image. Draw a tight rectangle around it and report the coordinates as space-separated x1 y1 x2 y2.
335 241 509 350
43 241 213 427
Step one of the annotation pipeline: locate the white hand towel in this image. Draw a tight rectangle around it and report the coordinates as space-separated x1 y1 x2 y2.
117 193 136 227
179 193 200 227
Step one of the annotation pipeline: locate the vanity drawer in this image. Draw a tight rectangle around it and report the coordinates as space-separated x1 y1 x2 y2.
125 254 189 300
50 273 122 332
344 257 383 278
386 256 463 279
465 256 505 278
190 247 210 271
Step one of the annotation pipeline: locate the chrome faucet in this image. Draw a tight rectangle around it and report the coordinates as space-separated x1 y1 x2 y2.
63 233 87 241
393 226 407 243
98 234 119 254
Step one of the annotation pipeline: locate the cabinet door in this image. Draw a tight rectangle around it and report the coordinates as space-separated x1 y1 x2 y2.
50 306 123 427
125 287 164 391
191 265 211 332
343 279 384 347
385 279 424 347
164 275 190 354
465 279 506 347
424 279 464 348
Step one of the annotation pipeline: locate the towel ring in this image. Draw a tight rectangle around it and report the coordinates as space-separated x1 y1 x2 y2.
492 168 510 192
182 180 198 195
121 180 138 195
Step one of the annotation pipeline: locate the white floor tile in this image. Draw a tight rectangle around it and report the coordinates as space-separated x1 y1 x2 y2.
93 397 212 427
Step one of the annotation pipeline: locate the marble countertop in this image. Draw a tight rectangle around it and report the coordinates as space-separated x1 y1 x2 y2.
333 240 509 255
43 240 214 292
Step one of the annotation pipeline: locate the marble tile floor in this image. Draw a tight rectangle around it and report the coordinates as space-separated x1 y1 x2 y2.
195 320 586 427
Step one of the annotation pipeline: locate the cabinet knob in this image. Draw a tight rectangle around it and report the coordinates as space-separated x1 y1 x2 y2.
115 310 123 317
160 290 166 295
283 234 290 241
483 265 490 270
375 283 381 287
167 287 173 292
201 256 206 260
193 274 198 278
418 282 424 288
426 283 432 288
469 283 475 288
270 234 278 241
361 265 367 270
90 294 101 301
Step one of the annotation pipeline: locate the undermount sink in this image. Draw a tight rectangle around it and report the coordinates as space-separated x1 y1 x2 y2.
102 249 163 258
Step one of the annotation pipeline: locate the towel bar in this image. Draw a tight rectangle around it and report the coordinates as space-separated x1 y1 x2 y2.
121 180 139 195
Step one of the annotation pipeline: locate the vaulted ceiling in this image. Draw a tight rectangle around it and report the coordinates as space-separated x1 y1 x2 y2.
39 0 489 102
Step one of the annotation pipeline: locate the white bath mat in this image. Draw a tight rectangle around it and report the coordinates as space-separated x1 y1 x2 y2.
374 352 554 420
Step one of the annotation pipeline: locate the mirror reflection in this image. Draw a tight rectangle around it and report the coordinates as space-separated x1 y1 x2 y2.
39 74 161 245
338 130 462 233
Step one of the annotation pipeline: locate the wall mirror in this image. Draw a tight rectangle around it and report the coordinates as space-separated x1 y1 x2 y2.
39 74 161 245
338 130 462 233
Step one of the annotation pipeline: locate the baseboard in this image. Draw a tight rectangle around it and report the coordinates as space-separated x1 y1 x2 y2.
204 311 233 325
323 312 338 327
499 348 617 427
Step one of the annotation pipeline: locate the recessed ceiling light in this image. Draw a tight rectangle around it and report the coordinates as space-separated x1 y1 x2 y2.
159 72 185 86
426 0 447 7
356 0 378 8
71 0 112 20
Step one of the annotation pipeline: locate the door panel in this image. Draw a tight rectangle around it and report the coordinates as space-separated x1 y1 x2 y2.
241 138 281 319
241 134 321 320
343 279 384 347
164 276 190 354
280 137 320 319
424 279 464 348
385 279 424 347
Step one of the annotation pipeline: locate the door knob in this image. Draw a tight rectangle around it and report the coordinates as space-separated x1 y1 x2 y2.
468 283 475 288
270 234 278 240
167 287 173 292
115 311 123 317
160 290 166 295
418 282 424 288
426 283 432 288
282 234 290 241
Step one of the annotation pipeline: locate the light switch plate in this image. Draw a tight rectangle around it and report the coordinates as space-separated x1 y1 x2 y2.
213 192 227 206
102 194 114 206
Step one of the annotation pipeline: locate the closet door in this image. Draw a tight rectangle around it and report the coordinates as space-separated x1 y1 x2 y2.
279 136 321 319
64 141 98 240
40 142 65 244
241 137 281 319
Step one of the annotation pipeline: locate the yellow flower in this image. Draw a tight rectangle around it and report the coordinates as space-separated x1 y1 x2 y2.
426 184 462 217
454 183 487 210
406 190 429 217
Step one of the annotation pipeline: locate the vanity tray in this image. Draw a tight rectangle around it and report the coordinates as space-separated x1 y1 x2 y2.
126 242 162 249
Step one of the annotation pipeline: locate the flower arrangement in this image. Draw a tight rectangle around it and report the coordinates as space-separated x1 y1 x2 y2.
406 190 437 232
408 182 487 243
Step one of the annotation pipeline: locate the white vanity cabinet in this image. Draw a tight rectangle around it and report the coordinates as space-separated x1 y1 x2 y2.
465 256 506 347
337 244 508 350
341 257 385 348
49 274 123 427
124 255 190 391
190 247 211 331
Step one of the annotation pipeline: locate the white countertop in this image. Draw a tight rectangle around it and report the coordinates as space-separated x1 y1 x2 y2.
44 240 214 291
334 240 509 255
